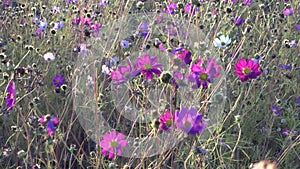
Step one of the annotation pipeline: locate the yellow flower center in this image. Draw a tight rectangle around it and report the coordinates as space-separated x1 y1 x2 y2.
243 68 252 75
145 64 152 70
166 120 172 127
200 73 208 81
110 140 118 148
184 121 191 128
124 72 130 78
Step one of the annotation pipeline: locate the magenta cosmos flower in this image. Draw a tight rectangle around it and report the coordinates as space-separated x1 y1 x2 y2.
6 80 16 110
235 58 262 82
111 61 138 85
136 55 163 80
167 2 178 15
160 110 174 132
100 131 128 159
243 0 253 5
175 107 207 135
188 58 222 89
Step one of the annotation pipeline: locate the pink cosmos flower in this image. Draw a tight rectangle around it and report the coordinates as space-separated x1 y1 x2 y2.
100 131 128 159
111 61 138 85
136 55 163 80
188 58 222 89
175 107 207 135
91 23 101 37
80 17 93 26
235 58 262 82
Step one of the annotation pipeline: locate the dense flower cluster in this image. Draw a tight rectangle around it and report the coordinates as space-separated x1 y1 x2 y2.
39 115 60 136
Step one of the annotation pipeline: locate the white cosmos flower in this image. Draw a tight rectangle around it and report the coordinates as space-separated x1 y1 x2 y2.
213 35 231 48
43 52 55 62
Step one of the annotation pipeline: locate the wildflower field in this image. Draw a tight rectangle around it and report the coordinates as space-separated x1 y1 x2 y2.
0 0 299 168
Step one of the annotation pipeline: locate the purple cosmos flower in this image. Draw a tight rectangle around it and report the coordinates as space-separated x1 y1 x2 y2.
172 71 186 88
120 40 130 49
100 131 128 159
233 17 245 26
6 80 16 110
243 0 253 5
20 19 26 26
235 58 262 82
139 22 149 38
167 2 178 15
188 58 222 89
279 64 292 70
175 107 207 135
295 25 300 31
136 55 163 80
160 110 174 132
283 8 294 16
53 75 65 88
38 20 48 31
111 61 138 85
175 49 192 65
53 21 64 31
282 129 291 136
271 104 281 116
